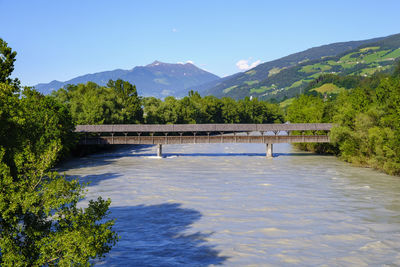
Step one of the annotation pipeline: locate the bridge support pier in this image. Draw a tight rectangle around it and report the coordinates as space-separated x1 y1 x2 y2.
157 144 162 158
266 143 273 158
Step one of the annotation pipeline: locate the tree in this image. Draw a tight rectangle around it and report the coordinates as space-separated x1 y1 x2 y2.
52 80 143 125
221 97 240 123
286 95 325 123
285 94 336 153
107 79 143 123
393 60 400 78
0 41 118 265
0 38 18 86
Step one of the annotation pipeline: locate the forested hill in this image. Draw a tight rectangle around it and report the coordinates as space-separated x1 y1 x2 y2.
34 61 220 98
285 61 400 175
205 33 400 101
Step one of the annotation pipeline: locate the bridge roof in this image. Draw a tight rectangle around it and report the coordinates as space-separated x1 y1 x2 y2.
75 123 333 133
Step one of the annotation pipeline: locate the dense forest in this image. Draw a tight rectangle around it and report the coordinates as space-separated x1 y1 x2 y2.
286 61 400 175
143 91 283 124
52 85 284 125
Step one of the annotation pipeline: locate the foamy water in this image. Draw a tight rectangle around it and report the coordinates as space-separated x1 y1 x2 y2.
60 143 400 266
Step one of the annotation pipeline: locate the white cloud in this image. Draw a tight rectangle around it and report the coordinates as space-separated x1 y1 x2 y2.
236 59 261 71
172 28 178 32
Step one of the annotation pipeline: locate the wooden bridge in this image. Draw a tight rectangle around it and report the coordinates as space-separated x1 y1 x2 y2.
75 123 333 157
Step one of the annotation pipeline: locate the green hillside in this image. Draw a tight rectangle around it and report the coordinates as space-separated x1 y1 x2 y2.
206 33 400 101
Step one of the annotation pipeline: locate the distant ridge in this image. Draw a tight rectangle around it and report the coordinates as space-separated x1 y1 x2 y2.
34 61 220 98
35 33 400 100
204 33 400 100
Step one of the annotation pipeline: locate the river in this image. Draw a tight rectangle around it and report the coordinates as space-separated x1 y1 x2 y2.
59 143 400 266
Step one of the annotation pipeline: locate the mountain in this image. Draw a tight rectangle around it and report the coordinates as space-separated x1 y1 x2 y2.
34 61 220 97
204 33 400 101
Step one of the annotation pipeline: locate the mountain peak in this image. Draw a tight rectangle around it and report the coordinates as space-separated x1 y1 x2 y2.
34 60 220 98
146 60 197 67
147 60 165 67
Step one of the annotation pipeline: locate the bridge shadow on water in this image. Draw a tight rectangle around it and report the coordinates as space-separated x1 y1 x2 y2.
58 145 153 170
94 203 228 266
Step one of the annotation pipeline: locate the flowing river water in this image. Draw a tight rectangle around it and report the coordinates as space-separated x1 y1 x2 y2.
59 143 400 266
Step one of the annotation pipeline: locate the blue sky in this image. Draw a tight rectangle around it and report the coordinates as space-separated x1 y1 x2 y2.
1 0 400 86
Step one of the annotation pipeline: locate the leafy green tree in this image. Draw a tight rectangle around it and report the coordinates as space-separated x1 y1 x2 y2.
0 83 20 173
393 60 400 77
0 82 119 265
143 97 163 124
0 38 18 86
20 87 76 161
221 97 240 123
286 95 325 123
0 40 118 265
52 80 143 125
107 79 143 123
286 94 336 153
200 96 223 123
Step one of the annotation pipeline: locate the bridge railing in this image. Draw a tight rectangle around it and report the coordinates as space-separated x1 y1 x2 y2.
74 123 333 133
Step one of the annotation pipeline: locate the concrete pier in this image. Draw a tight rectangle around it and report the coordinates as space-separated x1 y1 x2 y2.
266 143 273 158
157 144 162 157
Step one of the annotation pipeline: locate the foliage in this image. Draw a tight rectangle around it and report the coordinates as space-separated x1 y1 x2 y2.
0 40 118 265
143 91 284 124
0 38 19 86
52 80 143 125
393 59 400 77
286 61 400 175
20 88 76 162
285 94 337 154
286 95 325 123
